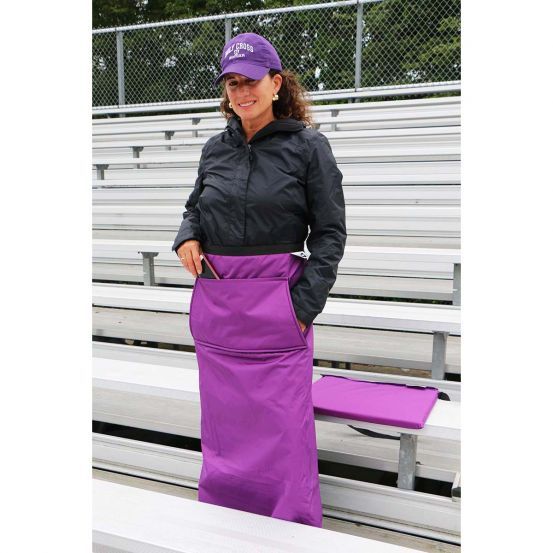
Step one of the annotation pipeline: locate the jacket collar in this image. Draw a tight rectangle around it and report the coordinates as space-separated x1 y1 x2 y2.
226 113 305 146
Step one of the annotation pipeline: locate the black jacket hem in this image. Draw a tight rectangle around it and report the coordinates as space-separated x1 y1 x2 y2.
201 241 305 256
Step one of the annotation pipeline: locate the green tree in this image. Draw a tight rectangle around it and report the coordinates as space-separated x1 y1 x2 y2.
92 0 460 107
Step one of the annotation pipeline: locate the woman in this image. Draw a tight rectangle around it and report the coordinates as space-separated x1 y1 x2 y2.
173 33 347 528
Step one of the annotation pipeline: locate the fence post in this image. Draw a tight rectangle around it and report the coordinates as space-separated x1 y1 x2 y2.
225 18 232 43
354 0 363 103
116 30 126 116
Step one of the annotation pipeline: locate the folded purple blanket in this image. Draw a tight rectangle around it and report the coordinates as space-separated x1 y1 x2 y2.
312 375 439 429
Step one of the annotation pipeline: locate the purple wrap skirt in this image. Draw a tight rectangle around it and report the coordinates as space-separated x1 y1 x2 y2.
188 251 323 528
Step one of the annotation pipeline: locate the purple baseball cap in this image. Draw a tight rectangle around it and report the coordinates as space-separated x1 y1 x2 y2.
213 33 282 88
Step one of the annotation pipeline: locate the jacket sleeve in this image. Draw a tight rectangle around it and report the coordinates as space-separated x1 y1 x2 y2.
171 142 209 256
290 133 347 327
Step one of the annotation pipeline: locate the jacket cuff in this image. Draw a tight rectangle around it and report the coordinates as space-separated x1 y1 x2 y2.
291 303 316 328
172 234 200 256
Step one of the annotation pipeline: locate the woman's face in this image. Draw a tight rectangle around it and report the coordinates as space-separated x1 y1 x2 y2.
224 72 281 122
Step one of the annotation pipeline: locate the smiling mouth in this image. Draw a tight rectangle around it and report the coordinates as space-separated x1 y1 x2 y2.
238 100 257 107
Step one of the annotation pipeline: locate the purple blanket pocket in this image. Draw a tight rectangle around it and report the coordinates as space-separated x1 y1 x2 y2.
312 375 439 429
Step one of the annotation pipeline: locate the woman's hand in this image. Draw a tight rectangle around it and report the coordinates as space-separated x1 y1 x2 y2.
297 318 307 332
177 240 203 277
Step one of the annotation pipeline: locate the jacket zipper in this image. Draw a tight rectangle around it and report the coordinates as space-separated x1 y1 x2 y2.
244 143 253 241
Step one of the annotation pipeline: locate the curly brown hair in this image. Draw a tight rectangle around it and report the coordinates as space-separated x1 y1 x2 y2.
218 69 315 128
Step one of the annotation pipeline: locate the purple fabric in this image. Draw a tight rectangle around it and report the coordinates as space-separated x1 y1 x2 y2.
189 252 322 528
312 376 439 429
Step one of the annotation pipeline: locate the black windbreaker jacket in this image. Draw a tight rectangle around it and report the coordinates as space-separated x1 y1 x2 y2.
172 113 347 327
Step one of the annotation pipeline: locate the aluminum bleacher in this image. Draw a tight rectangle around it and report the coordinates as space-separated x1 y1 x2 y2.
93 478 424 552
92 96 462 546
93 341 461 542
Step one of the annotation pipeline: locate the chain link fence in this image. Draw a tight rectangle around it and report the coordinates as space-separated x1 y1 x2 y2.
92 0 460 110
